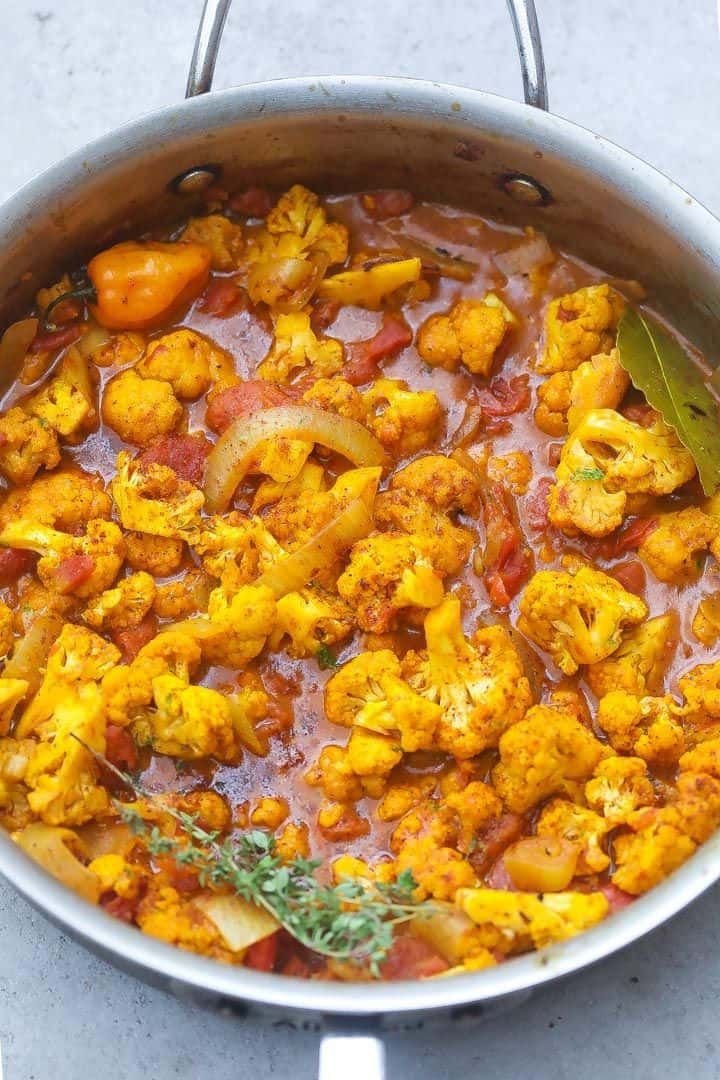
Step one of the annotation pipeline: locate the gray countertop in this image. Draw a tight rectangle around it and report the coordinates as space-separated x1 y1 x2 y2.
2 1 720 1076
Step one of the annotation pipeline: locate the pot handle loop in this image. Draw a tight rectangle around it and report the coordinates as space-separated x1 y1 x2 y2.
186 0 548 110
318 1034 386 1080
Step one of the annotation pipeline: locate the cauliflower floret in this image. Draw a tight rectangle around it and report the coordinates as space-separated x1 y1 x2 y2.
87 853 145 899
257 311 343 383
0 518 125 598
153 569 210 620
337 534 445 633
270 587 354 658
26 348 97 441
265 185 348 264
136 886 230 959
0 407 60 484
537 284 625 374
395 838 476 901
275 821 310 861
417 295 513 376
639 508 718 584
317 258 421 310
252 460 327 514
83 331 145 369
191 512 284 589
102 368 182 446
458 887 609 952
376 774 437 823
676 659 720 727
137 329 232 400
487 452 533 496
444 781 503 853
596 690 685 765
585 613 677 698
181 214 244 271
0 678 29 736
0 469 112 530
132 673 240 761
492 703 607 813
111 451 204 539
518 562 647 675
362 378 442 457
194 583 277 668
612 820 696 895
0 736 35 828
585 756 655 825
389 454 480 513
0 601 14 658
692 593 720 647
548 426 627 538
679 738 720 778
302 378 368 423
101 629 201 727
346 726 402 778
665 770 720 843
536 798 610 874
402 595 532 759
304 743 384 803
263 466 380 555
250 796 289 830
535 349 629 436
83 571 156 632
325 649 441 752
125 531 184 576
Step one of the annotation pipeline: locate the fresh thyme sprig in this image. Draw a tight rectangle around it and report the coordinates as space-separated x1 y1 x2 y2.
74 735 433 974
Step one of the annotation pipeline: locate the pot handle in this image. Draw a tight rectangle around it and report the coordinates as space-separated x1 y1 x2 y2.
186 0 548 110
318 1033 386 1080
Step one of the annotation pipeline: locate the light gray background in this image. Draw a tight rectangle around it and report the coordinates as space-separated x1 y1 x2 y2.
1 1 720 1077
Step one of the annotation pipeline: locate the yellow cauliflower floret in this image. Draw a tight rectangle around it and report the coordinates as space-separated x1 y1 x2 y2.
676 659 720 727
0 601 14 658
111 451 204 539
191 512 283 589
125 531 184 576
318 258 421 309
548 425 627 538
252 460 327 514
538 284 625 374
487 452 533 496
612 821 696 895
87 853 144 899
250 796 289 830
417 295 512 376
585 755 655 825
0 406 60 484
325 649 441 753
346 726 402 778
275 821 310 861
0 469 111 530
518 562 647 675
257 311 344 383
195 583 276 668
458 887 609 952
102 368 182 446
536 797 610 874
270 587 354 658
665 770 720 843
265 184 348 265
153 568 209 620
304 743 381 802
444 780 503 853
396 838 476 902
585 613 677 698
302 377 368 423
492 703 606 813
262 466 380 555
596 690 686 765
692 593 720 647
100 629 200 727
83 571 156 631
83 331 145 369
639 507 718 584
679 738 720 778
402 595 532 759
337 534 445 633
137 329 232 400
0 736 35 829
132 673 239 761
535 349 629 436
136 886 229 958
376 775 437 823
26 347 96 440
0 518 125 598
0 678 29 736
181 214 244 271
362 378 442 457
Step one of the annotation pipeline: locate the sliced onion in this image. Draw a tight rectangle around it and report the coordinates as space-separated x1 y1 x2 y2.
493 232 553 277
410 903 479 964
205 405 385 513
256 496 374 599
0 318 38 374
14 823 101 903
229 699 269 757
4 612 65 694
76 321 111 359
75 823 136 860
194 893 279 952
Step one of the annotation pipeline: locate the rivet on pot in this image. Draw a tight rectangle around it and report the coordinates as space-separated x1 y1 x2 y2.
170 165 222 194
501 173 551 206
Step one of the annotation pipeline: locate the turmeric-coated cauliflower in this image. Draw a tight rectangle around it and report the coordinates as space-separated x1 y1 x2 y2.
534 349 629 436
639 508 718 584
0 407 60 484
83 571 156 631
181 214 244 271
692 593 720 647
0 517 125 598
0 678 29 735
26 348 97 441
317 258 421 310
270 587 354 658
193 583 276 668
536 798 610 874
417 295 514 376
257 311 344 384
491 703 607 812
137 329 233 399
517 562 647 675
124 531 184 577
401 595 532 759
101 629 200 727
132 673 240 762
302 377 368 423
596 690 686 765
537 284 625 374
102 368 182 446
111 451 204 539
325 649 441 752
304 742 389 803
362 378 442 457
191 512 283 588
0 468 111 530
612 820 696 895
585 613 677 698
457 887 609 953
585 755 655 826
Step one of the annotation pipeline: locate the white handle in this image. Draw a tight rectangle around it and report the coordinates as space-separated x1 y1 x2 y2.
318 1034 386 1080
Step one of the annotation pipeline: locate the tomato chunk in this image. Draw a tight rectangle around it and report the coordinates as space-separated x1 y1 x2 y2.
205 381 292 433
381 935 448 980
112 613 157 662
53 554 95 595
101 893 140 923
138 433 212 486
345 314 413 386
229 187 273 218
606 517 658 558
601 883 635 913
610 559 646 596
361 190 415 219
105 724 138 771
475 375 530 418
482 482 532 607
200 277 243 317
244 932 279 972
31 324 82 353
0 547 34 586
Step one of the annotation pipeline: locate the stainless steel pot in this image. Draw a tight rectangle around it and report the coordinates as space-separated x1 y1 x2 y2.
2 2 720 1076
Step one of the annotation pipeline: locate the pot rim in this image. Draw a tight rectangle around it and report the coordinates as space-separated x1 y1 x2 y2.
1 73 720 1014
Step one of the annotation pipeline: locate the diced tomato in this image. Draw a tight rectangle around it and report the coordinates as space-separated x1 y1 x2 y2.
318 807 370 843
345 314 413 386
606 517 658 557
485 858 516 891
601 883 635 914
101 893 140 923
622 402 658 427
105 724 138 771
199 277 244 317
475 375 530 418
471 813 526 876
205 381 292 433
311 298 341 332
244 932 279 972
361 190 415 219
525 477 553 532
381 935 448 980
112 613 157 662
229 187 274 218
0 547 34 586
154 855 200 893
53 553 95 595
30 324 82 353
482 482 532 606
279 953 311 978
138 432 212 486
610 559 646 596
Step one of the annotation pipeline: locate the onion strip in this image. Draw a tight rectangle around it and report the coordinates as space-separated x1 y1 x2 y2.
4 612 65 694
204 405 385 513
0 317 38 374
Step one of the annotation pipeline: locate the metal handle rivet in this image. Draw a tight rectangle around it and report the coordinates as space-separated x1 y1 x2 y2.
170 166 221 194
501 173 551 205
